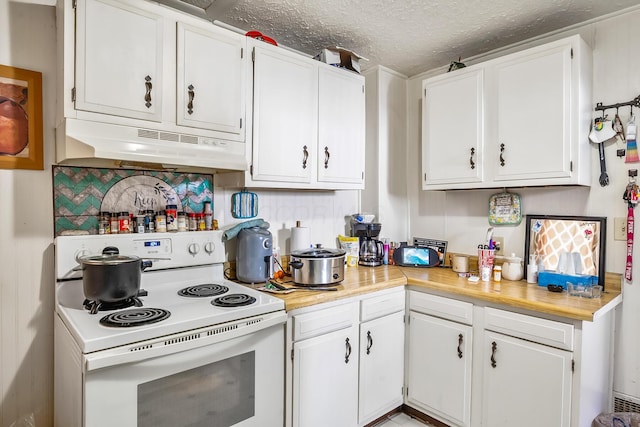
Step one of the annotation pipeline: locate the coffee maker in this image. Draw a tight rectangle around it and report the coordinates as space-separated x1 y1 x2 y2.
351 222 383 267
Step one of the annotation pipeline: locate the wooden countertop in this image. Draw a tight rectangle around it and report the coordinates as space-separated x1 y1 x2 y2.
268 265 622 321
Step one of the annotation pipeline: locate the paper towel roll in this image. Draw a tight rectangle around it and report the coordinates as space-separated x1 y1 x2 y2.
291 226 311 252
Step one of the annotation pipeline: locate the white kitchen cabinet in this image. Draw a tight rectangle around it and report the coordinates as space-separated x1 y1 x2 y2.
358 291 405 425
218 39 366 190
286 289 405 427
421 35 591 190
406 292 473 427
75 0 164 122
481 330 572 427
250 42 318 185
60 0 248 147
317 66 366 185
292 326 359 427
176 22 245 135
421 68 484 186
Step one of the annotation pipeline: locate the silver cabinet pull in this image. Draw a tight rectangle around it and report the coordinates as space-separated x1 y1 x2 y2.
144 76 153 108
302 145 309 169
187 84 195 115
324 146 330 169
345 337 352 363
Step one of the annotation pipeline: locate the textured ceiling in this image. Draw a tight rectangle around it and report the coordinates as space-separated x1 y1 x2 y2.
174 0 640 76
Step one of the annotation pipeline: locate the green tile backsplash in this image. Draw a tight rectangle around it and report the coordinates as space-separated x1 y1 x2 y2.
53 166 213 236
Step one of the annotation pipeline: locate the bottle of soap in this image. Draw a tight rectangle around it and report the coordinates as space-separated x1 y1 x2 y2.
527 255 538 284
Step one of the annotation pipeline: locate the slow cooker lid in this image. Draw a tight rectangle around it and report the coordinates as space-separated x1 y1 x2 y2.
79 254 141 265
291 248 346 258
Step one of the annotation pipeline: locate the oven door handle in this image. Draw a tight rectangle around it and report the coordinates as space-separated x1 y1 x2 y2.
84 311 286 371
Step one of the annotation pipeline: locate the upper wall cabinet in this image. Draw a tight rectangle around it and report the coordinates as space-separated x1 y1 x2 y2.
62 0 247 142
421 35 592 190
218 39 366 190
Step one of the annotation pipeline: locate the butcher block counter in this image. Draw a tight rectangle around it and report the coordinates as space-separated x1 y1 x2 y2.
270 265 622 321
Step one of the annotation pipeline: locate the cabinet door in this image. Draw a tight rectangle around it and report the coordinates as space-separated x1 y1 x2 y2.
492 43 572 182
251 44 318 184
482 331 572 427
75 0 163 121
358 311 405 425
317 66 365 187
422 68 483 188
176 23 245 135
292 327 358 427
407 311 473 427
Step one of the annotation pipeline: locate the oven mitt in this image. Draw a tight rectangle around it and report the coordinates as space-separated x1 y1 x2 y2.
222 218 270 241
588 118 616 143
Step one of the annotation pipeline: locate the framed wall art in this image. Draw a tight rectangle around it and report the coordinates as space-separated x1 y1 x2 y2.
0 64 43 170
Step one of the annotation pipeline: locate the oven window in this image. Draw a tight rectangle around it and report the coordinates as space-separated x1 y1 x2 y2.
138 351 255 427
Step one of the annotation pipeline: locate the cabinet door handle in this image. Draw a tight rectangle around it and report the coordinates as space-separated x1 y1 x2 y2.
457 333 463 359
469 147 476 170
366 331 373 355
324 146 330 169
144 75 153 108
499 143 506 167
187 84 195 115
302 145 309 169
345 337 352 364
490 341 497 368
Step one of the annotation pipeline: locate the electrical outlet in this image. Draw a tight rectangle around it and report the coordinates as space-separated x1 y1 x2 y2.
494 237 504 256
614 217 627 241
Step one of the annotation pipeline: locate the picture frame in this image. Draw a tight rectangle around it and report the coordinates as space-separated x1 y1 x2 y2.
524 215 607 288
0 64 43 170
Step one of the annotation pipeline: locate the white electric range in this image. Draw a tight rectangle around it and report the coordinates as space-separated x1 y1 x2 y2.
54 231 286 427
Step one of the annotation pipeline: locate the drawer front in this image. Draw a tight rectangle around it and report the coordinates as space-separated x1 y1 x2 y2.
409 291 473 325
293 302 357 341
360 289 405 322
484 307 574 351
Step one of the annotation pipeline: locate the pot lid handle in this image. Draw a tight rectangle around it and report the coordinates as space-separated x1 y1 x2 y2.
102 246 119 255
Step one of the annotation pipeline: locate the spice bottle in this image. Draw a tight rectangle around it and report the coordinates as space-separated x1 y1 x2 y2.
197 213 206 231
119 211 130 234
188 213 197 231
177 211 187 232
203 201 213 230
155 210 167 233
110 212 119 234
99 211 111 235
144 210 155 233
166 204 178 232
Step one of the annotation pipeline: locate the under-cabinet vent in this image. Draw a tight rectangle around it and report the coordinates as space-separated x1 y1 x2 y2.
614 392 640 413
180 134 198 144
207 324 239 336
138 129 159 139
159 132 180 142
165 332 201 345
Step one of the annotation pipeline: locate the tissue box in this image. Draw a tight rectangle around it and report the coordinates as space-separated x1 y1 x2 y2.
314 47 366 73
537 271 598 290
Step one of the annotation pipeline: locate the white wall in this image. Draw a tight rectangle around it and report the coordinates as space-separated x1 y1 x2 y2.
0 0 56 425
406 5 640 401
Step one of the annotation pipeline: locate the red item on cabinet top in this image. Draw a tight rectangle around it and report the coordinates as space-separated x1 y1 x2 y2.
246 31 278 46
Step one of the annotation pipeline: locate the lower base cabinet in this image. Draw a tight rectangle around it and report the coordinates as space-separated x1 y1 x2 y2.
287 288 405 427
482 331 572 427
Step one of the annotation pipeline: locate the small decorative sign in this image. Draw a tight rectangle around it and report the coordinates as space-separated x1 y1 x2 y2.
488 191 522 225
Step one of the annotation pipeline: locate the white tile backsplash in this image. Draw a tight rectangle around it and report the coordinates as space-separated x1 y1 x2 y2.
215 187 360 254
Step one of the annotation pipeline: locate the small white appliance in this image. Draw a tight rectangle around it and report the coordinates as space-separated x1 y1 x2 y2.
54 230 286 427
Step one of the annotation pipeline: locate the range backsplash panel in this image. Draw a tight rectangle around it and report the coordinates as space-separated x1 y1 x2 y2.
53 166 213 236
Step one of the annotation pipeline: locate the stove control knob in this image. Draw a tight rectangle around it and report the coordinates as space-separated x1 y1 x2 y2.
204 241 215 254
188 243 200 255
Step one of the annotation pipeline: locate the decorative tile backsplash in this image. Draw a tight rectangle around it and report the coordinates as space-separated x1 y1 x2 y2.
53 166 213 236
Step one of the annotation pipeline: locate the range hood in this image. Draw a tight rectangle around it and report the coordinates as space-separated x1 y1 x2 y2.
56 118 248 172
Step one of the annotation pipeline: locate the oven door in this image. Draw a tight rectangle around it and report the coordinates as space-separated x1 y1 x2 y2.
83 317 285 427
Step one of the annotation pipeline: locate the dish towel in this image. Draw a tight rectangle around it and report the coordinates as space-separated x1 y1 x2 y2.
222 218 270 241
626 114 639 163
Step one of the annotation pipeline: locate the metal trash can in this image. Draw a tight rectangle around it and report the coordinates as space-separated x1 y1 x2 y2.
592 412 640 427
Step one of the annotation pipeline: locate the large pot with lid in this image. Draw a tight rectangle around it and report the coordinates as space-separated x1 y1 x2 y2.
290 246 345 286
78 246 153 302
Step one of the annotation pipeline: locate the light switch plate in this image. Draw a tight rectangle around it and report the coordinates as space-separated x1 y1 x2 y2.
614 217 627 241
